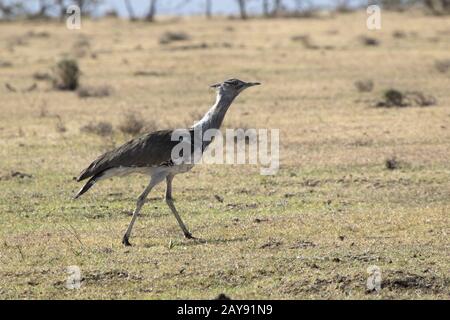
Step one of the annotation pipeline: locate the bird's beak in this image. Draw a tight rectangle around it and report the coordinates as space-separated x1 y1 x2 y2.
245 82 261 87
210 83 221 88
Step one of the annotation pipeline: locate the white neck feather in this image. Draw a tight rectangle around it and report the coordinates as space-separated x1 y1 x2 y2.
192 92 235 132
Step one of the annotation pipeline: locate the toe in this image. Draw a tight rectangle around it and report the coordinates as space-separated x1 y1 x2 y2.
122 236 132 246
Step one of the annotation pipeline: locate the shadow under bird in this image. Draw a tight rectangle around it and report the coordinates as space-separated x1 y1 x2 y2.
75 78 260 246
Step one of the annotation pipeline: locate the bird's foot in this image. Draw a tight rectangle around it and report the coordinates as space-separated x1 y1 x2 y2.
184 231 194 239
122 235 132 246
184 232 206 243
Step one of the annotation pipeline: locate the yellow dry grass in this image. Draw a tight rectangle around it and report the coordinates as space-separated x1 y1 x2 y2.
0 11 449 299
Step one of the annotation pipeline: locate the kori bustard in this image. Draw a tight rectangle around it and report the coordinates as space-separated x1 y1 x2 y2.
75 78 260 245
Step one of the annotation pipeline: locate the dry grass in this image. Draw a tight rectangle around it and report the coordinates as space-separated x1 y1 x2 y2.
354 79 374 92
80 121 114 137
0 11 449 300
77 85 113 98
159 31 191 44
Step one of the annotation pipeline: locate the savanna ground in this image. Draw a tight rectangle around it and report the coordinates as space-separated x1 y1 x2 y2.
0 10 449 299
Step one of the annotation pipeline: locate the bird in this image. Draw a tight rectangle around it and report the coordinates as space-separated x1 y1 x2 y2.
75 78 260 246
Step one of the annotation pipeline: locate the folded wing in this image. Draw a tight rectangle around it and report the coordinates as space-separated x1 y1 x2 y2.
77 129 183 181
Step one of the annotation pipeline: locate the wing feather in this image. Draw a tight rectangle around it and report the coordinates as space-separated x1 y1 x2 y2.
77 129 185 181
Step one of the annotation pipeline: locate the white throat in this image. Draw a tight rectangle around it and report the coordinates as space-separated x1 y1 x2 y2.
192 92 235 132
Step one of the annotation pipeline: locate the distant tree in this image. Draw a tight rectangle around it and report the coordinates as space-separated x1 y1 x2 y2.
124 0 136 20
424 0 450 14
336 0 351 12
376 0 449 13
59 0 102 17
145 0 157 21
0 0 26 20
271 0 282 16
380 0 405 9
236 0 247 19
74 0 84 13
206 0 212 18
55 0 66 20
36 0 51 17
262 0 269 16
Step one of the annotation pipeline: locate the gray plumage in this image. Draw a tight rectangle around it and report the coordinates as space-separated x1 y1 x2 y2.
77 129 188 181
75 78 260 245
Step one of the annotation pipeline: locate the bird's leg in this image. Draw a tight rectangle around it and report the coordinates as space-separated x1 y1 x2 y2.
122 176 160 246
165 175 193 239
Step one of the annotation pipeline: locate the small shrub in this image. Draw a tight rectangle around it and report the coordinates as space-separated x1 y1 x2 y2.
168 42 209 51
39 106 49 118
376 89 437 108
5 82 36 93
26 31 50 38
52 59 80 91
434 59 450 73
24 83 37 92
54 115 66 133
33 72 52 81
9 36 28 48
5 83 17 92
360 36 379 46
291 34 319 50
10 171 33 179
77 85 113 98
76 38 90 48
392 30 407 39
104 9 119 18
354 79 374 92
0 60 13 68
159 31 190 44
56 121 67 133
119 112 159 136
81 121 113 137
119 113 145 136
385 157 399 170
133 71 165 77
406 91 437 107
384 89 405 107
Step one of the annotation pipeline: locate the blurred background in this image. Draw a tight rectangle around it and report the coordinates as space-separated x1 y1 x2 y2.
0 0 449 20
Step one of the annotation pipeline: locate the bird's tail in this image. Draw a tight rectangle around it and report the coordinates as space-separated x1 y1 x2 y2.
74 175 99 199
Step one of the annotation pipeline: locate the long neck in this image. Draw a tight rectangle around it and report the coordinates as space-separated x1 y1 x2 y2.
192 93 235 131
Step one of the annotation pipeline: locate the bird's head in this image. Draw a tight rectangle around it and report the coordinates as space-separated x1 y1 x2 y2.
210 78 260 97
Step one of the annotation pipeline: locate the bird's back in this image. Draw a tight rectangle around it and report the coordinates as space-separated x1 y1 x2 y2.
77 129 188 181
